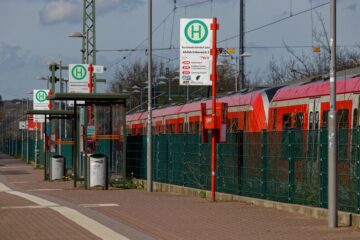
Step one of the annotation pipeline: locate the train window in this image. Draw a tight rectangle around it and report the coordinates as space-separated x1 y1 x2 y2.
309 112 314 129
282 114 292 130
189 122 194 133
353 109 358 128
170 124 174 133
322 111 329 128
272 109 277 130
184 122 188 133
179 123 183 133
227 119 231 132
195 121 200 132
294 113 304 130
337 109 349 128
232 118 238 132
315 111 319 129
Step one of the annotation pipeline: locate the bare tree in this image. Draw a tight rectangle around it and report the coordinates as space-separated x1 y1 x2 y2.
267 12 360 84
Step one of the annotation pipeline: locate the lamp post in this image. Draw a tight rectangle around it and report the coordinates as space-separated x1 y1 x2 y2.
328 0 337 228
147 0 153 193
26 96 30 164
238 52 253 91
69 31 89 64
158 75 172 101
132 85 145 110
36 75 50 89
69 30 91 188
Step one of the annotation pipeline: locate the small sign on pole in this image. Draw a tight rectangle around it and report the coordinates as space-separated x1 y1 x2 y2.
180 18 212 86
34 115 45 123
19 121 27 130
93 65 105 74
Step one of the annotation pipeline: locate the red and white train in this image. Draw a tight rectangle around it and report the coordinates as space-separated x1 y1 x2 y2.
126 76 360 135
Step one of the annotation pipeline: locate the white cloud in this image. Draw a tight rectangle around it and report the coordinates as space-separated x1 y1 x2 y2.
39 0 144 25
39 0 81 25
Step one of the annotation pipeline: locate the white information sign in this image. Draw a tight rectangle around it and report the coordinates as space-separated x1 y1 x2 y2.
180 18 212 86
33 89 50 110
34 114 45 123
19 121 27 130
93 65 105 73
69 64 90 93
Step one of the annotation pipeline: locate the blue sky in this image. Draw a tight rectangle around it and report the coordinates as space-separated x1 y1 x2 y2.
0 0 359 99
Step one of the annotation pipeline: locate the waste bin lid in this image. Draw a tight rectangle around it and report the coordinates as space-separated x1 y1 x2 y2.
90 154 106 158
52 155 64 158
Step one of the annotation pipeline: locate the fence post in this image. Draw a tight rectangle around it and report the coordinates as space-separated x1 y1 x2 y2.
288 130 295 203
261 130 268 199
237 130 244 195
320 128 328 208
357 127 360 214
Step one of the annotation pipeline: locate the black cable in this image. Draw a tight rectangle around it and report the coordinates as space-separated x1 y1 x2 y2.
218 2 329 44
107 0 212 71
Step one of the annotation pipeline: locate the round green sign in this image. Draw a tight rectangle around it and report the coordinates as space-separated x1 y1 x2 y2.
71 65 87 80
184 20 208 44
35 90 48 102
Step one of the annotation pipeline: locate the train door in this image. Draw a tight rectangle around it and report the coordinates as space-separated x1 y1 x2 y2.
308 98 321 131
308 98 321 162
352 95 360 128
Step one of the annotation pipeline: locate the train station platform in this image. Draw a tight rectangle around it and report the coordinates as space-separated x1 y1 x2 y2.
1 153 360 240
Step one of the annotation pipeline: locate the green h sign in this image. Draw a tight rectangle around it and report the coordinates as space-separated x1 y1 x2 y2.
35 90 48 102
185 20 208 44
71 65 87 80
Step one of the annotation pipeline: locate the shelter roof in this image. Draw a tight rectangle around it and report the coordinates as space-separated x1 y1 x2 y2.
26 110 74 116
48 93 128 104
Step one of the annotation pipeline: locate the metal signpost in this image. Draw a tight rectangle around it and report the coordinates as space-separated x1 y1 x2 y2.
328 0 337 228
33 89 50 168
180 18 219 202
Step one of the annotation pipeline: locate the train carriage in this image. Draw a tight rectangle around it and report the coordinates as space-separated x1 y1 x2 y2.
126 87 278 135
269 77 360 131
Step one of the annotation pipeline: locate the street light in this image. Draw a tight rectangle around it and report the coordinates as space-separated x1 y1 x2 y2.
36 75 50 89
158 75 171 101
69 31 88 64
238 52 253 91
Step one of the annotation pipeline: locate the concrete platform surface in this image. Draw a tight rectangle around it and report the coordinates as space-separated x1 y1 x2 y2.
1 154 360 240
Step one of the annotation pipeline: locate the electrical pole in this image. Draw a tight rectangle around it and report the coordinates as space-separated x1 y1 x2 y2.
83 0 96 91
328 0 337 228
147 0 153 192
239 0 245 91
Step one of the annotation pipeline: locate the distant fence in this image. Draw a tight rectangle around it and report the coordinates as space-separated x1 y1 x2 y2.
126 129 360 214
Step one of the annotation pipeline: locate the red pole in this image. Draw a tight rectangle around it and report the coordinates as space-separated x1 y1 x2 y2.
210 18 219 202
88 64 94 94
88 64 94 123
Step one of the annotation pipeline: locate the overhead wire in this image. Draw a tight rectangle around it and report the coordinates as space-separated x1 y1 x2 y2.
218 2 329 44
105 0 333 78
169 0 177 48
106 0 212 71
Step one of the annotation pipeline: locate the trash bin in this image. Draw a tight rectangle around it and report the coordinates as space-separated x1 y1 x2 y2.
90 154 106 187
51 155 64 180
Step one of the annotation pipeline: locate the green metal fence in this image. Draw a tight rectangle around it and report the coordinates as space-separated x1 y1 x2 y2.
2 128 360 214
126 129 360 214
